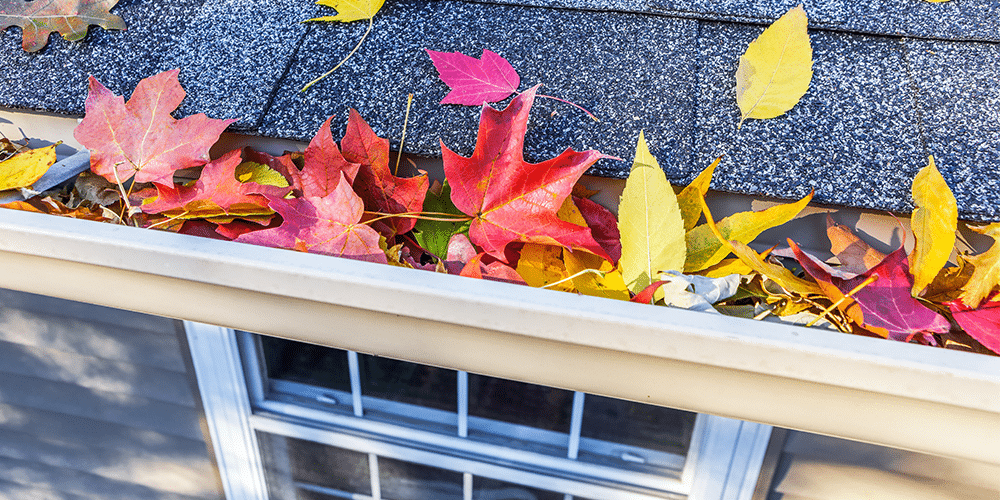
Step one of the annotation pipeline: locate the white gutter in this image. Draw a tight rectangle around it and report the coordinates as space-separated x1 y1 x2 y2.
0 208 997 464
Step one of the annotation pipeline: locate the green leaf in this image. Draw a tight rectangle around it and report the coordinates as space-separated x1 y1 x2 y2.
413 180 470 259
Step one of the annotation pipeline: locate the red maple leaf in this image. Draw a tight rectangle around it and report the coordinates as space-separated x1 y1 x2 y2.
74 69 235 187
573 196 621 265
946 297 1000 355
789 240 950 341
426 49 520 105
284 116 361 197
341 109 428 238
139 149 279 218
442 85 612 262
235 171 385 263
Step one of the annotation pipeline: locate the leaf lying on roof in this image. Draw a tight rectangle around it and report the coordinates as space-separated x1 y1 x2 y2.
0 0 125 52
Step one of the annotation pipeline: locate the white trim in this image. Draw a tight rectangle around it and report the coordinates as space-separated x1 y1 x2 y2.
183 322 269 500
688 416 772 500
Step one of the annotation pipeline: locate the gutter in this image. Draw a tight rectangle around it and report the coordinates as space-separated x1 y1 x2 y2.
0 208 996 464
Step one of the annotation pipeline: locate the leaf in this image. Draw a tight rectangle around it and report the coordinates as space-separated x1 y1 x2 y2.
910 155 957 296
460 252 526 285
414 180 470 259
729 240 822 296
139 149 278 220
700 257 753 278
735 5 813 127
652 271 741 314
294 116 361 197
618 131 686 293
958 223 1000 309
564 249 629 301
516 243 574 292
676 156 719 231
826 215 884 275
685 191 812 272
426 49 521 105
235 171 386 263
234 162 290 187
342 109 428 237
1 195 115 222
74 70 235 187
790 240 950 340
0 143 57 191
947 297 1000 355
0 0 125 52
310 0 384 22
442 85 611 262
573 196 621 265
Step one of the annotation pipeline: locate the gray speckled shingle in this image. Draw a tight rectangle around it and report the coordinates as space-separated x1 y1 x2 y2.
159 0 316 130
0 0 207 114
259 0 700 175
693 23 925 212
908 39 1000 221
651 0 845 25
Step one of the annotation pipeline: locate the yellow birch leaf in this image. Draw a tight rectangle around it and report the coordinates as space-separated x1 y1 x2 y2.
618 131 686 294
910 155 957 296
685 191 813 272
735 5 813 127
676 156 720 231
310 0 385 22
0 143 57 191
564 250 629 301
516 243 575 292
958 223 1000 308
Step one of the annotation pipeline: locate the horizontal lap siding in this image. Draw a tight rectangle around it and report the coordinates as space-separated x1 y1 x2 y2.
767 430 1000 500
0 289 222 499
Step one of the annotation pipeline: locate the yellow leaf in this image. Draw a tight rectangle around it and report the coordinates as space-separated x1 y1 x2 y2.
910 155 957 296
735 5 813 127
700 257 753 278
516 243 575 292
685 191 813 272
676 156 719 231
235 162 290 187
729 240 823 297
617 132 686 293
310 0 385 22
564 250 629 301
556 196 588 227
0 144 57 191
959 223 1000 308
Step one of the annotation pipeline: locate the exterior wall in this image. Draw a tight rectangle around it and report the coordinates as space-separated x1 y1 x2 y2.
762 430 1000 500
0 289 223 500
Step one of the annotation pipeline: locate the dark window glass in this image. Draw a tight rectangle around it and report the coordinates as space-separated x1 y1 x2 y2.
473 476 563 500
468 374 574 433
261 336 351 392
378 456 463 500
359 354 457 412
580 395 696 456
257 432 371 499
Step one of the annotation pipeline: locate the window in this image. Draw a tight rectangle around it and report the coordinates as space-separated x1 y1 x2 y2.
184 322 773 500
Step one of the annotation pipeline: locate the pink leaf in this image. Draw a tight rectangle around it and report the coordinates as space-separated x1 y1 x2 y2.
947 297 1000 355
426 49 520 105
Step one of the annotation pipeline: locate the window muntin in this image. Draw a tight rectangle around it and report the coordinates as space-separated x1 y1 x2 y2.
244 334 699 498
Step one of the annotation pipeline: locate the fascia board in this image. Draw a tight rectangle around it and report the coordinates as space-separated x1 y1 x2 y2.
0 208 996 464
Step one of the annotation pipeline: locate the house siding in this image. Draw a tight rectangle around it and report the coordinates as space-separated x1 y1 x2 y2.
764 430 1000 500
0 289 223 500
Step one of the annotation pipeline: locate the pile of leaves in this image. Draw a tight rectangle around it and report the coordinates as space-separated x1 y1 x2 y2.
0 5 994 357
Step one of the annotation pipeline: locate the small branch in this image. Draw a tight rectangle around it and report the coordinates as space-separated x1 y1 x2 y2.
394 93 414 176
301 17 374 92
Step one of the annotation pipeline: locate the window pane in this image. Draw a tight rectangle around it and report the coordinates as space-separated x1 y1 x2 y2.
257 432 371 499
580 395 696 456
359 354 457 412
261 336 351 392
468 374 574 433
378 456 464 500
473 476 563 500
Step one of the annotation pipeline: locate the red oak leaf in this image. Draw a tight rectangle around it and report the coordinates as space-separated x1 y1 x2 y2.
341 109 428 237
139 149 279 219
789 240 949 341
74 69 235 186
947 297 1000 355
426 49 520 105
574 196 622 265
235 172 386 264
442 85 612 262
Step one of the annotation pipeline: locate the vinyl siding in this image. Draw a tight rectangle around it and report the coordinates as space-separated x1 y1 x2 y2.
764 430 1000 500
0 289 222 499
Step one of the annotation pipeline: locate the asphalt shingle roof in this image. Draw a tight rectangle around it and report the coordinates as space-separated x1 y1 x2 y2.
1 0 998 219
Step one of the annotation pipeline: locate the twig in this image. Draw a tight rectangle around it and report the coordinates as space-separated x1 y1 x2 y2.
394 93 414 176
301 17 374 92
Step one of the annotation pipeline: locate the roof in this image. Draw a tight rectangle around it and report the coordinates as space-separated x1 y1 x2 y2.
1 0 998 219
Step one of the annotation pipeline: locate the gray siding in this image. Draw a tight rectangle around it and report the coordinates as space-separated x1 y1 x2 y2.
0 289 222 499
764 430 1000 500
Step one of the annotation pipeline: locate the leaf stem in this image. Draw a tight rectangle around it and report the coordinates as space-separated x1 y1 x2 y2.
805 274 879 327
541 268 605 289
394 93 414 176
363 210 472 224
535 93 598 122
301 17 373 92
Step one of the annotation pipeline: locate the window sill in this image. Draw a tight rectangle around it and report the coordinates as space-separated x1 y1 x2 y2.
0 207 996 464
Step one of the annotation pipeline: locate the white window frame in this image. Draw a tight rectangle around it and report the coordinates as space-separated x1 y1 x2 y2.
185 321 772 500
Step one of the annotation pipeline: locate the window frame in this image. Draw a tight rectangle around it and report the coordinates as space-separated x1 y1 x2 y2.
185 321 773 500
